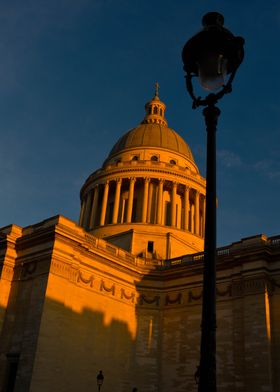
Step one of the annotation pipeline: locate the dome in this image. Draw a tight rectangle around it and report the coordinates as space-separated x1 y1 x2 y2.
79 84 206 259
107 123 194 161
106 85 194 162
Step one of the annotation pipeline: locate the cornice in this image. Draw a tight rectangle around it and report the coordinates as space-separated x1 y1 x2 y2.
80 165 206 197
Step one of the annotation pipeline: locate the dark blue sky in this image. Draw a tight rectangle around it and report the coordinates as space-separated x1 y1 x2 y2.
0 0 279 246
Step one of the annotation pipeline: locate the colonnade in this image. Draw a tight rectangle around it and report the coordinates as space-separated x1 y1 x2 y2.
80 177 205 237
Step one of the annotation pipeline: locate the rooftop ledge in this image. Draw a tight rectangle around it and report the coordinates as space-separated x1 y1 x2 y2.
1 216 279 271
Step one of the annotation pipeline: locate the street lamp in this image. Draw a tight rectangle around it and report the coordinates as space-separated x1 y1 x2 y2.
96 370 104 391
182 12 244 392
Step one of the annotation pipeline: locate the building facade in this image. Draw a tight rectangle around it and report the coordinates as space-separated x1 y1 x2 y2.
0 90 279 392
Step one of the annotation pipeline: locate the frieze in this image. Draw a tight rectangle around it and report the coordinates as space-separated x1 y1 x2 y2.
51 260 71 279
83 167 205 191
100 280 115 295
188 290 202 303
216 285 232 297
139 294 160 306
232 278 267 297
23 261 37 277
77 271 94 287
188 285 232 303
84 234 97 246
106 244 117 255
165 293 182 305
1 264 14 281
120 288 135 303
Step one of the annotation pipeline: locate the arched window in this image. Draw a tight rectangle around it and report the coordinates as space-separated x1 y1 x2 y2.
132 155 139 161
170 159 176 165
151 155 158 162
153 106 158 114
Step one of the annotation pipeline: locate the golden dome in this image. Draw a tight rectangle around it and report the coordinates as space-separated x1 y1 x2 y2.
107 123 194 160
106 84 194 162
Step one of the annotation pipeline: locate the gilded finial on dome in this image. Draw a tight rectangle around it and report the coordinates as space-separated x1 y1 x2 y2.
142 83 167 126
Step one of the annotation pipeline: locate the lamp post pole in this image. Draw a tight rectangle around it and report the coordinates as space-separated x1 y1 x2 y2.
96 370 104 392
182 12 244 392
199 99 220 391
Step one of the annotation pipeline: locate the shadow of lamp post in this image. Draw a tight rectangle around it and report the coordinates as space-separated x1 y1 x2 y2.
96 370 104 391
182 12 244 392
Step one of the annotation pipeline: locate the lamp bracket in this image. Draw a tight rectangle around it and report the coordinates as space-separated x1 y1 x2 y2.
185 68 237 109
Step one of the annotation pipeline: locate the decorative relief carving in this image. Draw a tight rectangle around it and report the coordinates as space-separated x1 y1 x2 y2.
216 285 232 297
266 279 280 297
100 280 115 295
1 265 14 280
165 293 182 305
120 288 135 303
51 261 70 279
271 279 280 289
188 285 232 303
188 290 202 303
23 261 37 277
77 271 94 287
139 294 160 306
84 234 97 246
232 278 267 297
106 244 117 255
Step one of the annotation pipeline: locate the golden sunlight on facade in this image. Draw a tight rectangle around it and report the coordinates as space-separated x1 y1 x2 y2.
0 89 280 392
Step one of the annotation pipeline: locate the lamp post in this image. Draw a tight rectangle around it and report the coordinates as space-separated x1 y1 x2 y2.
96 370 104 391
182 12 244 392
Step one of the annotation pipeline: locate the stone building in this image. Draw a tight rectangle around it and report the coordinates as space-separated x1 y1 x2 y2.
0 89 279 392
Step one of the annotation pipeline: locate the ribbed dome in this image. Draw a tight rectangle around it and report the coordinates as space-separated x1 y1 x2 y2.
107 123 194 161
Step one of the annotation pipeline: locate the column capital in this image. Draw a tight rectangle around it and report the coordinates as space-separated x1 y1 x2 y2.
130 177 136 183
159 178 164 184
144 177 151 183
172 181 178 189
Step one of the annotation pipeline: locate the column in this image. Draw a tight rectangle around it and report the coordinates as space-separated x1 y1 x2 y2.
126 177 136 223
191 203 195 233
195 190 200 235
79 200 85 226
147 181 154 223
202 195 206 237
112 178 122 224
157 179 164 224
171 182 177 227
184 186 189 230
83 191 93 228
89 185 99 229
141 178 150 223
100 181 109 226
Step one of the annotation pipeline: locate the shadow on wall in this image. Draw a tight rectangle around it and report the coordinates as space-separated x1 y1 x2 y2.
0 271 201 392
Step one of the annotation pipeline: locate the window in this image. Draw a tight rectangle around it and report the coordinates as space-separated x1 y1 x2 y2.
147 241 154 253
153 106 158 114
170 159 176 165
132 155 139 161
151 155 158 162
160 108 163 116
